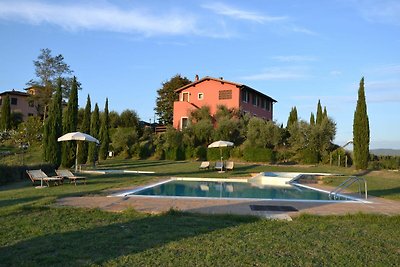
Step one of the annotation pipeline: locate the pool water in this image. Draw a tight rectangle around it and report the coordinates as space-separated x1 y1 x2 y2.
126 179 353 201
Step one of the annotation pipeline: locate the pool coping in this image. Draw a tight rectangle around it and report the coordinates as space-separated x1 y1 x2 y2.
112 177 371 204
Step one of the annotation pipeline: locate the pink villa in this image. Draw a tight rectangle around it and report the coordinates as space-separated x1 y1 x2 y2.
173 76 277 129
0 89 38 121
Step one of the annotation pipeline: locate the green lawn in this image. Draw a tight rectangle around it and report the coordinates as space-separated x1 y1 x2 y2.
1 159 399 266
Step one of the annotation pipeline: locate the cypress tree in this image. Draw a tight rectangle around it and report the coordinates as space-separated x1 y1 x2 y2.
0 95 11 131
78 94 91 164
286 107 298 128
99 98 110 160
310 112 315 126
88 103 100 166
44 79 63 167
353 77 370 169
323 106 328 120
62 76 79 167
316 100 323 125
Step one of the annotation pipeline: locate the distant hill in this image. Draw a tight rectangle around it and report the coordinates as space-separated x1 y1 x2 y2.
370 149 400 156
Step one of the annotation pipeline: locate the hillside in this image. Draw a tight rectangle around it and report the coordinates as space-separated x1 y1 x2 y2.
371 149 400 156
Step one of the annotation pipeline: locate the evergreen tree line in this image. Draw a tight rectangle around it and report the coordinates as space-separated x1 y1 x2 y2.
43 77 110 168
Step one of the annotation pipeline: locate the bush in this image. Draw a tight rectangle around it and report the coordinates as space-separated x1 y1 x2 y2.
299 149 319 164
207 147 231 161
0 163 55 185
230 146 243 159
194 146 207 161
243 147 276 162
165 146 185 161
138 141 153 159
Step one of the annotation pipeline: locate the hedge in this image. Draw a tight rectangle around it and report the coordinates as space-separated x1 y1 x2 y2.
0 163 56 185
243 147 276 163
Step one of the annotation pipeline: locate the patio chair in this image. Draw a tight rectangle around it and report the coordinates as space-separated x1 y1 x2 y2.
199 161 210 170
26 169 63 187
56 169 86 185
226 161 234 171
214 161 224 171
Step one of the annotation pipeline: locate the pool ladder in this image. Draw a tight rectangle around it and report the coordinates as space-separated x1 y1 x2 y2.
329 176 368 200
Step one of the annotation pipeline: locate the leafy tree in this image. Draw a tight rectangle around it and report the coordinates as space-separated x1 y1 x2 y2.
353 77 370 169
27 48 78 120
108 111 120 128
286 107 298 127
119 109 140 128
187 106 214 146
155 74 191 125
88 103 100 165
99 98 110 160
111 127 138 158
245 117 280 148
213 105 243 144
43 78 63 167
78 95 91 164
15 116 43 145
10 112 24 129
61 76 79 167
0 95 11 131
316 100 323 125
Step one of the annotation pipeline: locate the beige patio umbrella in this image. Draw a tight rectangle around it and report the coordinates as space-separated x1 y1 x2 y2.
208 140 234 162
57 132 100 172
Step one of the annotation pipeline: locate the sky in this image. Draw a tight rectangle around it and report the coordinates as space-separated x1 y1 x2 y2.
0 0 399 149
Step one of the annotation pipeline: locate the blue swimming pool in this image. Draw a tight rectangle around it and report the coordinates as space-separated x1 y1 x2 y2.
122 178 357 202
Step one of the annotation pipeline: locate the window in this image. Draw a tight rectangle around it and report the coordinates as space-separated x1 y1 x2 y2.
181 117 189 129
11 97 18 105
266 101 271 111
182 92 189 102
28 113 34 116
28 100 34 107
252 95 259 106
219 90 232 100
241 90 249 103
198 93 204 100
261 99 266 110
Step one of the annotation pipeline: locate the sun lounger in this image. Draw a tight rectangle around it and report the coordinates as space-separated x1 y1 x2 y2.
26 169 63 187
226 161 234 171
214 161 224 171
56 169 86 185
199 161 210 170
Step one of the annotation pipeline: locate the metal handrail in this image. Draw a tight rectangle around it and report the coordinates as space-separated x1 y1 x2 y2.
329 176 368 200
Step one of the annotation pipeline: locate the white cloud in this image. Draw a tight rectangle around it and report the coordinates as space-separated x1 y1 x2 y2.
241 67 309 81
330 70 342 76
272 55 317 62
287 25 318 36
202 3 287 23
352 0 400 26
0 1 202 36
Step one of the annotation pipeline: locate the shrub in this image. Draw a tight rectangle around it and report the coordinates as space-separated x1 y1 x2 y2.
207 147 231 161
165 146 185 161
243 147 276 162
194 146 207 161
299 149 319 164
0 163 55 185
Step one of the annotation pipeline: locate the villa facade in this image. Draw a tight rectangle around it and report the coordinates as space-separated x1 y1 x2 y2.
173 76 277 129
0 89 38 121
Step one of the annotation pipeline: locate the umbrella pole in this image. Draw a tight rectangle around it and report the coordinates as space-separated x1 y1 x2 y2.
75 142 79 173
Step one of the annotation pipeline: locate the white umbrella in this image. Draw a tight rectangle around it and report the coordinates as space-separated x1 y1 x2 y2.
58 132 100 172
208 140 234 162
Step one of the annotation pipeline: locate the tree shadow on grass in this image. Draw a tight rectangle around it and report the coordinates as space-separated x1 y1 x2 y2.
368 187 400 199
0 196 43 208
0 211 258 267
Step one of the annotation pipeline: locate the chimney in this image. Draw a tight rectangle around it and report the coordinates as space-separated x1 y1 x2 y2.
219 77 223 80
195 74 199 81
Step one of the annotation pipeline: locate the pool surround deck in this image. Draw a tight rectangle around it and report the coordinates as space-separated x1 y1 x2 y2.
56 181 400 219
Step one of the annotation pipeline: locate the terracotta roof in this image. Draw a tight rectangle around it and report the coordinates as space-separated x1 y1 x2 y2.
0 90 30 97
174 76 277 102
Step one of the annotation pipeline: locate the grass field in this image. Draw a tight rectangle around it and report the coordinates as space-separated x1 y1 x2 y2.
1 159 399 266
